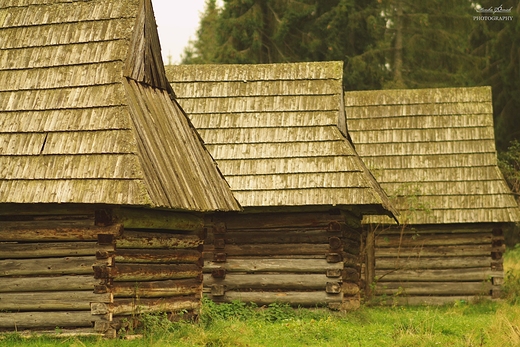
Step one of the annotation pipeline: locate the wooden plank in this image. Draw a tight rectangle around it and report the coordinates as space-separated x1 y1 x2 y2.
204 243 329 256
373 296 484 306
0 242 113 259
203 273 330 290
375 233 492 247
218 230 342 245
375 224 496 235
111 278 202 298
204 258 343 273
0 256 106 276
117 231 202 249
375 281 494 295
213 291 342 307
0 275 99 293
0 291 112 311
375 268 502 282
375 245 493 257
221 212 345 230
111 296 200 316
96 264 201 282
376 256 491 270
0 311 108 329
114 249 201 264
0 224 122 241
114 207 204 232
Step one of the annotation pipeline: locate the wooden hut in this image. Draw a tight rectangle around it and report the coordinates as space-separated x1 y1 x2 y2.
345 87 520 305
0 0 240 337
166 62 397 310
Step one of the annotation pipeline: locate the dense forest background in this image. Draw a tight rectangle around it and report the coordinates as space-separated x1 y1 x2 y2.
180 0 520 199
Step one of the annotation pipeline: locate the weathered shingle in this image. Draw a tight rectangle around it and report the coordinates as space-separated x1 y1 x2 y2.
0 0 240 212
167 62 396 218
346 87 520 224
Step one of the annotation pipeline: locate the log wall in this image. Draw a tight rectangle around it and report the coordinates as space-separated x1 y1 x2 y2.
365 223 505 305
0 206 205 337
203 211 364 310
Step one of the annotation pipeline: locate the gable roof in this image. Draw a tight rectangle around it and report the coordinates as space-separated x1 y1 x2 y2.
166 62 396 218
0 0 240 212
346 86 520 224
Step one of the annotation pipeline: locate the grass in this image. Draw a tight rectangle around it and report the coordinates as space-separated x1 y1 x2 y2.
2 246 520 347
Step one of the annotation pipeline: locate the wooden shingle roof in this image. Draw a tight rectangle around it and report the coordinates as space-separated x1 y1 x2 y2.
166 62 396 217
0 0 240 212
346 87 520 224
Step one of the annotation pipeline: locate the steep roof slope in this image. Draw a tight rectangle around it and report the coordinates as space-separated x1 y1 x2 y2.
166 62 396 217
346 87 520 224
0 0 239 212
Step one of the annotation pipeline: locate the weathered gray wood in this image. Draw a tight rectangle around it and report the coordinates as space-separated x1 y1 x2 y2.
204 273 330 290
372 295 481 306
376 256 491 270
213 291 342 307
111 296 200 316
0 311 109 329
221 212 345 230
111 278 202 297
204 258 343 273
0 291 112 311
204 243 329 256
375 245 493 257
114 207 204 231
375 233 492 247
375 268 502 282
96 264 201 282
0 224 122 242
217 230 343 245
0 256 107 276
0 242 113 259
114 249 201 264
0 275 99 292
117 231 202 249
375 281 494 295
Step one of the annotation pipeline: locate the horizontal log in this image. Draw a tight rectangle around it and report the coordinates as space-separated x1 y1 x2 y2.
96 264 201 282
0 311 109 329
376 233 492 248
113 207 204 232
204 274 331 291
372 295 484 306
204 243 329 256
111 279 202 298
376 223 498 235
111 296 200 316
0 242 113 259
0 224 122 242
0 291 112 311
212 230 343 245
220 212 346 230
375 245 496 258
212 291 343 307
375 268 503 282
203 253 327 261
114 249 201 264
204 258 343 273
376 256 491 270
375 281 494 296
0 275 99 293
0 256 108 276
117 231 202 249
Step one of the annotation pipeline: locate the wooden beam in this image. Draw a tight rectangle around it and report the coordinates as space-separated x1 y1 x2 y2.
217 230 342 245
212 291 343 307
0 311 109 329
0 275 99 293
0 291 112 311
95 264 201 282
375 245 493 257
376 256 491 270
372 295 483 306
111 278 202 298
0 256 108 276
117 231 202 249
0 242 113 259
375 268 502 282
204 258 343 273
221 212 345 230
111 296 200 316
203 274 330 291
375 281 494 296
0 224 122 242
203 243 329 256
113 249 201 264
375 233 492 247
114 208 203 232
